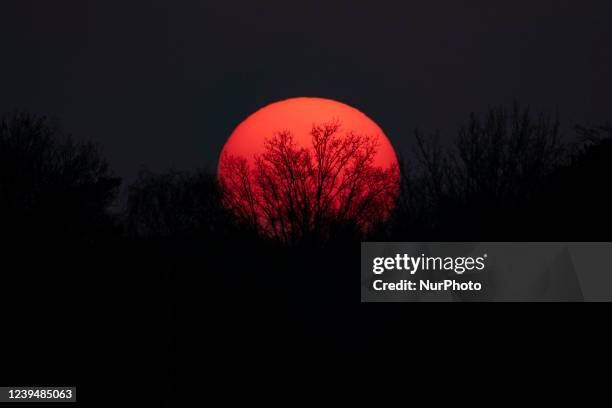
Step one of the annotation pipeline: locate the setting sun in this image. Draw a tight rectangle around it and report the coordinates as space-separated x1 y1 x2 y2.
218 97 400 241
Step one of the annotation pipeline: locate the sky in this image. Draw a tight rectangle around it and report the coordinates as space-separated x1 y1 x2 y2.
1 1 611 185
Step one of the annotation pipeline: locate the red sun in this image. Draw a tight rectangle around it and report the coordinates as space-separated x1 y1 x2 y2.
219 97 398 170
218 97 400 240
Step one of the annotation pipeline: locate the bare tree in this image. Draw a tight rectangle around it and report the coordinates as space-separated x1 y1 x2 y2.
387 103 567 239
452 104 563 205
219 121 399 244
411 104 564 209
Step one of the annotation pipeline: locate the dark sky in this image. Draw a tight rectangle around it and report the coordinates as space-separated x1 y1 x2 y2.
2 1 611 185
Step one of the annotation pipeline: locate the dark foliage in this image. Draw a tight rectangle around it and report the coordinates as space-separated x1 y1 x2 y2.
126 168 237 240
390 103 566 240
0 112 121 242
536 124 612 239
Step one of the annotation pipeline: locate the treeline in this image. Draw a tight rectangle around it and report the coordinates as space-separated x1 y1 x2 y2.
390 105 612 241
2 105 611 247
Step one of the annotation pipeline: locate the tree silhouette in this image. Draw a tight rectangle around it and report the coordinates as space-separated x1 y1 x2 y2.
0 112 123 393
0 112 120 241
390 103 566 239
219 121 399 244
536 124 612 239
451 104 563 205
126 169 235 240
